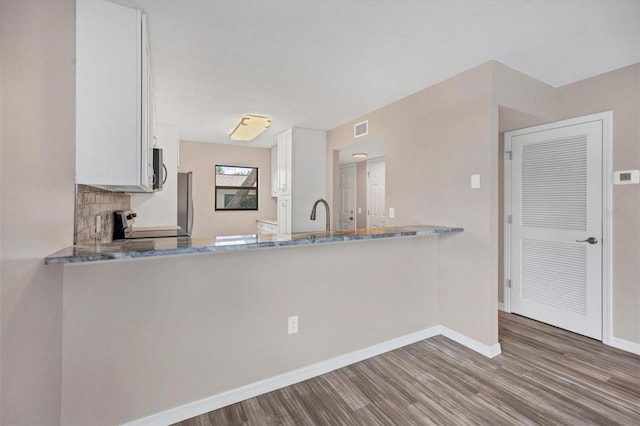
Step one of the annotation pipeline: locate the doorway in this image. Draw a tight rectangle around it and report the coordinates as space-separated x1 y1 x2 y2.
335 137 385 230
338 164 357 231
504 112 612 341
367 158 386 229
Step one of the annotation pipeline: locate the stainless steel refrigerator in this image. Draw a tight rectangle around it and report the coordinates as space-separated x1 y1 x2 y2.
177 172 194 236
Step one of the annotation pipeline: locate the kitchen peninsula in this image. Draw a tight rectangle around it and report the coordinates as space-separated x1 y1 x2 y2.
45 224 472 425
45 225 462 264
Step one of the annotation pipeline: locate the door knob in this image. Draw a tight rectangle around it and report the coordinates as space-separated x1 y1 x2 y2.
576 237 598 244
349 217 354 220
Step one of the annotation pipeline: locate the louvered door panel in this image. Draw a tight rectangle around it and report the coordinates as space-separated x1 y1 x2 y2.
522 136 587 230
521 239 587 315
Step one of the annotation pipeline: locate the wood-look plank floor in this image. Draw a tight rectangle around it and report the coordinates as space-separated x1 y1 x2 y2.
175 312 640 425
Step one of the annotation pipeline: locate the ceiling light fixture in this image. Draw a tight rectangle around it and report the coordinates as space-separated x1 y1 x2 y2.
352 152 368 158
229 115 271 141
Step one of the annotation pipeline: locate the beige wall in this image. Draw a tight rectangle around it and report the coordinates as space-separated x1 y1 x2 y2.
491 61 559 120
328 62 498 346
179 140 277 238
556 64 640 343
0 0 75 424
61 236 440 425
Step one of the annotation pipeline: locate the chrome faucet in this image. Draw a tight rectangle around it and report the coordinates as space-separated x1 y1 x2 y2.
310 198 330 232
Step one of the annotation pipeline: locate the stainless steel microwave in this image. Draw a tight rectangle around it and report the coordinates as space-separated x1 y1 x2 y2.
153 148 165 191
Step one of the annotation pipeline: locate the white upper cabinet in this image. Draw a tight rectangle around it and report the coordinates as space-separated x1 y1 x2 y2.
277 129 292 196
271 145 278 197
76 0 154 192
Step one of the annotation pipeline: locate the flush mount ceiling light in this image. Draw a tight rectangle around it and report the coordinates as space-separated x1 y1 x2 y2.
352 152 368 158
229 115 271 141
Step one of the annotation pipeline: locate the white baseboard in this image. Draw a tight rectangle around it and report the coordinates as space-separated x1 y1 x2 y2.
498 302 505 312
125 325 500 425
440 326 502 358
608 336 640 355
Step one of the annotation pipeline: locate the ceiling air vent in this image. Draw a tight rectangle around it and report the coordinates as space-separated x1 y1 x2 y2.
354 120 368 138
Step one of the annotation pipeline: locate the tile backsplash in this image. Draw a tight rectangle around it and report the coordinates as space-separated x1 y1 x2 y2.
75 184 130 245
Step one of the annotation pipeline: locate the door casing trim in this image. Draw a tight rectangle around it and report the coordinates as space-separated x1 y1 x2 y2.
503 111 613 345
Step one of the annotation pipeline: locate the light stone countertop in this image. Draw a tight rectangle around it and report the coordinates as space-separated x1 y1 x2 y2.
256 219 278 225
44 225 463 265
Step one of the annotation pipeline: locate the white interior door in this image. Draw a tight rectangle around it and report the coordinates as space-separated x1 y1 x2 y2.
339 164 357 231
367 158 386 228
507 116 603 340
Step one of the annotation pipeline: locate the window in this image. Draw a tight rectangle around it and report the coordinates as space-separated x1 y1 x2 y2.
215 165 258 211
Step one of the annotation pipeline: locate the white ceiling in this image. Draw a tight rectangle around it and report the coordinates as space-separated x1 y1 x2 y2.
115 0 640 148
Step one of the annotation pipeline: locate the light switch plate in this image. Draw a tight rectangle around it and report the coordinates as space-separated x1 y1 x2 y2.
389 208 395 219
288 316 298 334
471 174 481 189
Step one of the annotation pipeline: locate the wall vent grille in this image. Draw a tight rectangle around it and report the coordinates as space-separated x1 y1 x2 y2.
354 120 368 138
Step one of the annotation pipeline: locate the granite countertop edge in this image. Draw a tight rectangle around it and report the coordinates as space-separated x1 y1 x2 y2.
45 225 463 265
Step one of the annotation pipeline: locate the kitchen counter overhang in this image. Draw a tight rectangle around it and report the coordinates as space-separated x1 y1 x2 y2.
44 225 463 265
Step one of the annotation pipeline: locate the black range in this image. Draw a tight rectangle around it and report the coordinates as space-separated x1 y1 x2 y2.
113 210 189 240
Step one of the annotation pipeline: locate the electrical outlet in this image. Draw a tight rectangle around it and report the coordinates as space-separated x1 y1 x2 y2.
95 215 102 233
288 315 298 334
